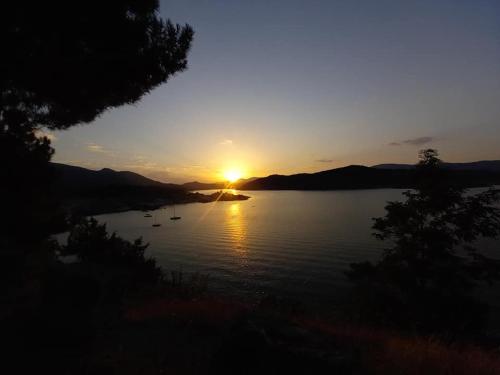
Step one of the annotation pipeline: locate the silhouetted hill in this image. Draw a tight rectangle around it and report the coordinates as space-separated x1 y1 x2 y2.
240 164 500 190
370 163 415 170
183 177 260 190
52 161 500 196
50 163 249 216
373 160 500 172
51 163 181 191
182 181 227 190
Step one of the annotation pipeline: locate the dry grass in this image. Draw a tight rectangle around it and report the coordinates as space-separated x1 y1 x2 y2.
374 336 500 375
301 319 500 375
124 297 500 374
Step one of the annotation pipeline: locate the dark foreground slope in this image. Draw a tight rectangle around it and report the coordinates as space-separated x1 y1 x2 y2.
240 165 500 190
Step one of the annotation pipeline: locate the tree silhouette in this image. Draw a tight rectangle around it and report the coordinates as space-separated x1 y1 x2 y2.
63 217 162 286
0 1 193 252
0 1 194 316
347 149 500 335
0 0 193 132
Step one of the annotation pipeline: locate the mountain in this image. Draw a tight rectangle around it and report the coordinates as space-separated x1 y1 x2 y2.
50 163 249 216
370 163 414 170
182 177 260 191
51 163 182 192
240 166 412 190
240 164 500 191
372 160 500 172
52 159 500 195
182 181 227 190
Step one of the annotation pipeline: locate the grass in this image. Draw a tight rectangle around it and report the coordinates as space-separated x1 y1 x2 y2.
301 318 500 375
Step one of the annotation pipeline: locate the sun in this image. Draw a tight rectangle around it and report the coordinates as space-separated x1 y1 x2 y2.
224 169 243 183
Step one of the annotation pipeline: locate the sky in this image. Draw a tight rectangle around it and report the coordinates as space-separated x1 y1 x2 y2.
51 0 500 183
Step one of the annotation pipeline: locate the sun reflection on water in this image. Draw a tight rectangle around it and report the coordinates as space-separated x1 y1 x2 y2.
226 203 247 255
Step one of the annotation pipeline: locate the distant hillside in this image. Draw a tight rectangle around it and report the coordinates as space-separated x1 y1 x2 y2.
51 163 182 192
50 163 249 216
52 160 500 195
240 164 500 191
372 160 500 172
183 177 259 191
182 181 227 190
240 166 411 190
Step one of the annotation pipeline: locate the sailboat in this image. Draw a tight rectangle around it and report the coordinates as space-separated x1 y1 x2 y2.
170 204 181 220
152 212 161 227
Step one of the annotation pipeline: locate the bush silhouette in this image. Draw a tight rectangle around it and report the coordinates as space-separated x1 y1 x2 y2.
347 149 500 335
62 218 163 290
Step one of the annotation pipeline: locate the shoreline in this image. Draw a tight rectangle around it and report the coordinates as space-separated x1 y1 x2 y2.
61 190 250 217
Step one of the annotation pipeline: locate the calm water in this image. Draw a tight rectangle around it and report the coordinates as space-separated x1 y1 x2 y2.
93 189 500 307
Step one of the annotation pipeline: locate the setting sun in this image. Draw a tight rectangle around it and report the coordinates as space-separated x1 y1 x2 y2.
224 169 243 183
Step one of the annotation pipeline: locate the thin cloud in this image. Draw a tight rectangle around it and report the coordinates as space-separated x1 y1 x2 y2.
124 154 160 170
86 143 108 153
219 139 233 146
403 136 434 146
124 161 159 170
389 136 434 146
315 158 334 163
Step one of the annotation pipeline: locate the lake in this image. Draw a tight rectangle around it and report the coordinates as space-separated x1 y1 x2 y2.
92 189 500 308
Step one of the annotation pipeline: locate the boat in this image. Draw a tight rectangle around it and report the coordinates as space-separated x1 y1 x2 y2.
152 213 161 227
144 213 152 218
170 204 181 220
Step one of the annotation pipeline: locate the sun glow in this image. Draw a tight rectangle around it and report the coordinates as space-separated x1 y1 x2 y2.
223 169 243 183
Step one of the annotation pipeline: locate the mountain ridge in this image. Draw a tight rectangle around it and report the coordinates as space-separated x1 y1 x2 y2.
51 163 182 191
52 159 500 192
239 163 500 190
372 160 500 171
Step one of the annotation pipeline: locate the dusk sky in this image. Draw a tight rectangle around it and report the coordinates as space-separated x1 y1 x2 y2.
51 0 500 183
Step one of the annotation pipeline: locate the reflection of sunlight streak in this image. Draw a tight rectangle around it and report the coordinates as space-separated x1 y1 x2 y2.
193 183 236 228
230 202 239 216
195 190 225 226
227 203 247 255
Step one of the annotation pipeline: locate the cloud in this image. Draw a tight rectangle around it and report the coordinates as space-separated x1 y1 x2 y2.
402 136 434 146
315 158 334 163
389 136 434 146
219 139 233 146
86 143 108 153
124 161 159 170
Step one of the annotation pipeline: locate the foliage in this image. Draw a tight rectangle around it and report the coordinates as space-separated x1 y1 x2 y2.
0 0 193 132
63 217 163 286
0 0 193 252
0 3 193 371
302 319 500 375
0 129 57 247
347 149 500 334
